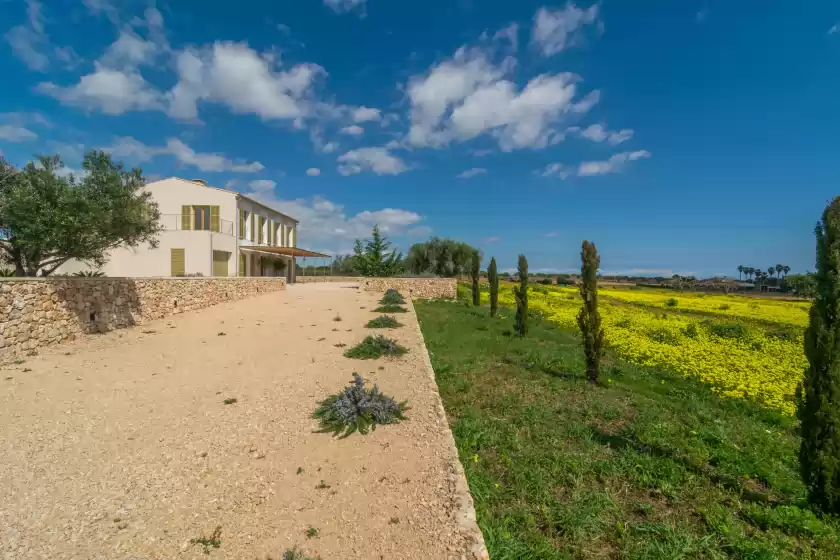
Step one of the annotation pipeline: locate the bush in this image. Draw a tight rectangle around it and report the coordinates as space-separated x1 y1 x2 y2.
683 323 699 338
718 304 731 310
313 373 408 438
374 304 407 313
366 315 402 329
282 546 322 560
708 322 748 340
379 289 405 305
664 298 679 307
539 278 554 285
344 335 408 359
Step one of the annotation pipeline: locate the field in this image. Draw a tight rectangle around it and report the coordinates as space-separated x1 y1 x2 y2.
485 284 808 416
416 299 840 559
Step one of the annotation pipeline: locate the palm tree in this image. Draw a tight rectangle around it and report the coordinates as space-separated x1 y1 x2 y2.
783 265 791 278
747 267 754 281
776 264 784 279
738 265 744 280
767 266 775 280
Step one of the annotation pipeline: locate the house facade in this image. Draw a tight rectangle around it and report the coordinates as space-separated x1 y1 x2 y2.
58 177 327 280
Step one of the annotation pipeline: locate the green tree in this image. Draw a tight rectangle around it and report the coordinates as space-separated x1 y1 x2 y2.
488 256 499 317
0 151 160 276
404 237 480 277
470 251 480 306
738 265 744 280
783 273 815 297
776 263 784 279
577 240 605 384
351 225 403 277
800 197 840 514
783 264 791 278
513 254 528 337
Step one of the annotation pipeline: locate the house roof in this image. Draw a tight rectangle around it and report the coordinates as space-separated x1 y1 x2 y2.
240 246 330 258
165 177 299 224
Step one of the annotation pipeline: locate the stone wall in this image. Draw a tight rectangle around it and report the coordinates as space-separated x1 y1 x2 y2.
0 277 285 361
295 275 456 299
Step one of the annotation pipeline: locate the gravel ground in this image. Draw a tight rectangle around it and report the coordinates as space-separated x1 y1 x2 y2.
0 283 474 559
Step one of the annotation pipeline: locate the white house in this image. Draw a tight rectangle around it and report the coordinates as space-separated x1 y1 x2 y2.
58 177 328 280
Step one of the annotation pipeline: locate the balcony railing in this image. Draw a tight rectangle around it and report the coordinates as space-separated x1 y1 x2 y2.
159 214 234 236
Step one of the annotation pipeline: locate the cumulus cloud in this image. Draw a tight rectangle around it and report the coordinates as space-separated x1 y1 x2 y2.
306 168 321 176
406 46 597 151
105 136 264 173
577 150 651 176
37 65 162 115
337 147 408 176
531 3 601 57
168 42 326 122
247 179 276 191
323 0 366 15
580 123 634 145
0 125 38 142
339 125 364 136
352 106 381 122
456 167 487 179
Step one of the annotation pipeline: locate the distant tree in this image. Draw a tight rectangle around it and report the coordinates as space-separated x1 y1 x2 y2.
783 264 791 278
800 197 840 514
577 241 605 385
0 151 160 276
513 255 528 337
352 225 403 277
404 237 479 277
783 273 815 297
738 265 745 280
775 263 784 279
470 251 480 306
767 266 776 280
488 256 499 317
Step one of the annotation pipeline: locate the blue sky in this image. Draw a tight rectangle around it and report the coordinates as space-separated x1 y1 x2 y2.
2 0 839 277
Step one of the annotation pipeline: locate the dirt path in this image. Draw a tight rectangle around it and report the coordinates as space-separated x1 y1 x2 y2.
0 283 479 559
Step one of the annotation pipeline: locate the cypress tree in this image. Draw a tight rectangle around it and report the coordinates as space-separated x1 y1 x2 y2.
471 251 481 306
513 254 528 337
800 196 840 514
577 240 604 384
488 257 499 317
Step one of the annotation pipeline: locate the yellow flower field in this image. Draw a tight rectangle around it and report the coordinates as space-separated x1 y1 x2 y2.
496 284 807 415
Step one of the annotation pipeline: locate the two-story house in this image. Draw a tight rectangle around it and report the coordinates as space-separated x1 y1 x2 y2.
58 177 328 280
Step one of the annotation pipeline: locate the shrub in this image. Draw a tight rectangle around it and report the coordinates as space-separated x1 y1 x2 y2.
577 241 604 384
539 278 553 285
366 315 402 329
718 304 731 310
374 304 407 313
514 255 528 337
708 322 748 340
488 256 499 317
456 282 472 305
313 373 408 437
664 297 679 307
683 323 699 338
282 546 322 560
344 335 408 359
379 289 405 305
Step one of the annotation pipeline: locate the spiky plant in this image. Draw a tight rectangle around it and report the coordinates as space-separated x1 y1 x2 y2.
344 335 408 359
488 256 499 317
380 289 406 305
313 373 408 438
471 251 481 307
513 254 528 337
800 196 840 514
366 315 403 329
577 240 605 385
72 270 105 277
374 304 407 313
0 268 15 277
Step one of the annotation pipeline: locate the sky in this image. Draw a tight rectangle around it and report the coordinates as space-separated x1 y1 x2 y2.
1 0 839 277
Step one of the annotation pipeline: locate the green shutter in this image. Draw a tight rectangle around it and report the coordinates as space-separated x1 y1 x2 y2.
213 250 228 276
210 206 220 232
269 219 275 246
239 253 245 276
250 213 255 241
292 227 296 248
238 209 245 239
171 248 185 276
181 206 192 231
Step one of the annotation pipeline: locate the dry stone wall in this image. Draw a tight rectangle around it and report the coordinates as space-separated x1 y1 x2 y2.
295 276 456 299
0 277 285 361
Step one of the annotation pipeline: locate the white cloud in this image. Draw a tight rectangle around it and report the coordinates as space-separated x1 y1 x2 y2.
580 123 634 145
406 46 596 151
352 106 381 122
531 3 601 57
248 179 276 191
167 42 326 122
337 147 408 176
322 141 339 153
105 136 264 173
538 162 571 179
306 168 321 176
0 125 37 142
323 0 366 15
493 23 519 51
456 167 487 179
339 125 364 136
829 24 838 35
82 0 120 23
5 0 78 72
37 65 162 115
100 29 159 68
543 231 561 237
577 150 651 176
483 236 501 243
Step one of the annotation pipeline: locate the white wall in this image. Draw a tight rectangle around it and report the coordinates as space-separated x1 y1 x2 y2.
237 197 297 248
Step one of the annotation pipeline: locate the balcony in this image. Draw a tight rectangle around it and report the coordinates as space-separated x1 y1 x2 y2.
159 214 234 236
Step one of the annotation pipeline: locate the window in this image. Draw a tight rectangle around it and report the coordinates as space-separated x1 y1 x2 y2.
194 206 211 231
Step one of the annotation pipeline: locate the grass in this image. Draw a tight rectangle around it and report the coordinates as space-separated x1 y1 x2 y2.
366 315 403 329
374 304 408 313
344 335 408 359
190 525 222 554
415 300 840 560
305 526 319 538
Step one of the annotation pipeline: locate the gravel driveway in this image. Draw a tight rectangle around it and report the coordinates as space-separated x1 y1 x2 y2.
0 282 479 559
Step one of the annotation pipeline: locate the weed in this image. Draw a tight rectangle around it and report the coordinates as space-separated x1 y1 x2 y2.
217 332 226 336
333 314 342 322
12 359 24 365
141 329 157 334
190 525 222 554
280 546 321 560
344 335 408 359
22 368 32 372
366 315 403 329
315 480 331 489
374 304 407 313
664 297 679 307
296 467 304 474
380 289 406 305
305 526 319 538
317 337 325 342
223 397 237 405
707 321 748 340
719 304 731 310
334 343 347 348
389 517 400 524
313 373 408 438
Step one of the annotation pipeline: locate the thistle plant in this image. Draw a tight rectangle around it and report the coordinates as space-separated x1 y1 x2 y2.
313 373 408 438
344 335 408 359
366 315 403 329
380 289 406 305
374 304 407 313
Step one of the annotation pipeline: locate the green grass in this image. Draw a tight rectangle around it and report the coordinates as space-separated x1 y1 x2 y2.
366 315 403 329
415 300 840 560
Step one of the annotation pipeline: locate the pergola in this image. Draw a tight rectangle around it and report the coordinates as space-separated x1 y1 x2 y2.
240 246 333 280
